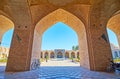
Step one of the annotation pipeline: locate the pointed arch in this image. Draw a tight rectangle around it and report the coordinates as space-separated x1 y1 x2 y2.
32 8 90 69
107 12 120 47
0 15 14 42
35 8 85 35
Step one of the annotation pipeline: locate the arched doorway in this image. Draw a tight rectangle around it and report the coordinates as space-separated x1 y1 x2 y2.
50 52 54 58
107 11 120 62
57 52 63 58
107 12 120 47
0 15 14 43
65 52 69 58
0 14 14 67
0 15 14 46
44 52 48 58
71 52 75 58
33 8 89 69
4 0 120 72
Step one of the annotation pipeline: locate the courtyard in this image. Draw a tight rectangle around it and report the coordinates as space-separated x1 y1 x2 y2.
0 59 120 79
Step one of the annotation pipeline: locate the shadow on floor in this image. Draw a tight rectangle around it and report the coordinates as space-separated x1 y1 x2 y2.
0 66 118 79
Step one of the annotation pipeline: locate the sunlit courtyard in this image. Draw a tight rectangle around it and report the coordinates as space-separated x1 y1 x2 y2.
41 59 80 66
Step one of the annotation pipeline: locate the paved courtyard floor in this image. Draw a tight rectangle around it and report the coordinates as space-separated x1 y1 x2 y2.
41 59 80 66
0 59 120 79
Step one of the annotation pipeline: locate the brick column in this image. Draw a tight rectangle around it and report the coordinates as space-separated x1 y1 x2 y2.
5 0 35 72
42 52 45 59
69 52 71 58
75 52 77 58
48 52 50 59
85 4 114 71
31 31 41 70
6 27 33 72
87 13 112 71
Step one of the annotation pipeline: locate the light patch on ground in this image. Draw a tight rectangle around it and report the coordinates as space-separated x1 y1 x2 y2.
41 59 80 66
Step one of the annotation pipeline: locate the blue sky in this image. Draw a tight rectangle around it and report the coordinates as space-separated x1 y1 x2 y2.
0 22 119 49
0 29 14 48
107 28 119 47
41 22 78 50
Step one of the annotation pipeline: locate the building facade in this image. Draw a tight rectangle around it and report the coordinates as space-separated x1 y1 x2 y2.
111 44 120 59
0 46 9 58
41 49 79 59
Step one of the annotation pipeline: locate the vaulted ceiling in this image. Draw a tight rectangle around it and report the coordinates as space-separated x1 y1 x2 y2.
0 0 120 27
29 0 91 6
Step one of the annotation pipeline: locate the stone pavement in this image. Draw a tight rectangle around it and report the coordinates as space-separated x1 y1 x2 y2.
41 59 80 66
0 59 120 79
1 66 120 79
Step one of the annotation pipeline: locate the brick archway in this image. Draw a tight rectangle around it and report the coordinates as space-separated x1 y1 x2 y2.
65 52 69 58
107 11 120 47
0 15 14 42
44 52 48 58
71 52 75 58
50 52 54 58
57 52 63 58
4 0 120 72
0 14 15 72
32 8 90 69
